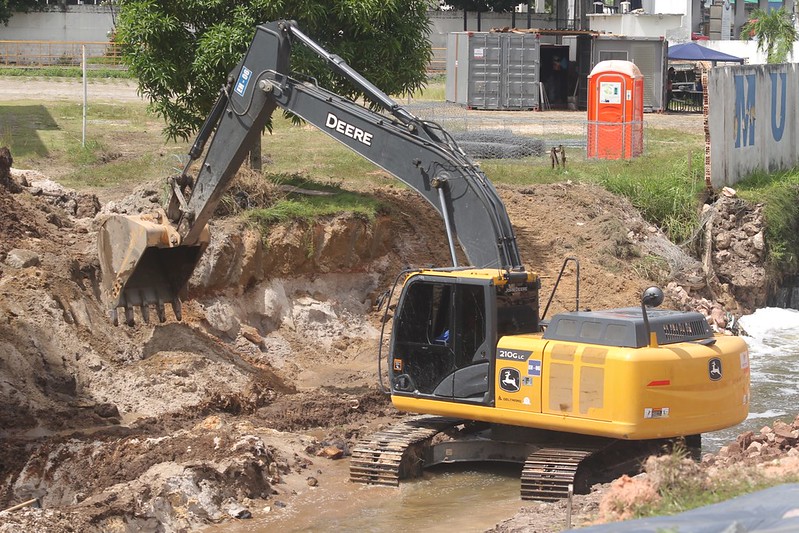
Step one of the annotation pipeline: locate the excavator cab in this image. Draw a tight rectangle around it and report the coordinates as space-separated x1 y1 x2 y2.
389 269 539 403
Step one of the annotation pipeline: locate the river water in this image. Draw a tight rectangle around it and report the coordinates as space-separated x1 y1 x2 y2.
225 308 799 533
704 307 799 450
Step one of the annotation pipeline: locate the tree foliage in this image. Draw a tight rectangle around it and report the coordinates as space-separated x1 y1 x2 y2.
742 7 798 64
1 0 47 26
114 0 432 141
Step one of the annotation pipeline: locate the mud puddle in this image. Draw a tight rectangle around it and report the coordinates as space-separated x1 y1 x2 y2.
209 460 525 533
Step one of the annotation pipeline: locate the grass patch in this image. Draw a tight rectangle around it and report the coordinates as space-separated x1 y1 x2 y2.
411 79 446 101
735 167 799 276
0 67 132 78
246 174 382 229
593 148 706 244
264 117 382 190
1 99 188 188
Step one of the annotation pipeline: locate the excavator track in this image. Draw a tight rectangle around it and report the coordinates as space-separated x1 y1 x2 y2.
520 447 597 501
350 415 462 486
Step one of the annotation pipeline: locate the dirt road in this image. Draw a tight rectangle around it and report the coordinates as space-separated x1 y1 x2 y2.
0 76 704 131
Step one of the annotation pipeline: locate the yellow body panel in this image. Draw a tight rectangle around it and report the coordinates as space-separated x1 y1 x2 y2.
393 333 750 440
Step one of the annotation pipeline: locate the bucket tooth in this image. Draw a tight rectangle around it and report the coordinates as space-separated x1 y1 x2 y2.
172 298 182 321
110 308 119 327
140 303 151 324
156 302 167 323
125 305 135 327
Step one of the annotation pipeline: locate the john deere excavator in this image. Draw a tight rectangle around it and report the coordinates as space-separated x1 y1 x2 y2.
98 21 750 500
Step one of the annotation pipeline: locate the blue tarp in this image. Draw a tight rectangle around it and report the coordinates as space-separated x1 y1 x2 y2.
668 42 745 64
570 483 799 533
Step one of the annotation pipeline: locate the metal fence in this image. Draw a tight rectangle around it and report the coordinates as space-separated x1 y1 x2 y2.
429 47 446 74
405 101 588 161
0 41 443 73
0 40 123 68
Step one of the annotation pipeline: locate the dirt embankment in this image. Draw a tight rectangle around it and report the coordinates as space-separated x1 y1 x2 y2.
0 153 777 532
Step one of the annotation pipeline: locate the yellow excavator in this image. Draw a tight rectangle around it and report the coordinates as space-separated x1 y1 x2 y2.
98 21 750 500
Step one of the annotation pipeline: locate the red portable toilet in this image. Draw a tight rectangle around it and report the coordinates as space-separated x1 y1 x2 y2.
587 60 644 159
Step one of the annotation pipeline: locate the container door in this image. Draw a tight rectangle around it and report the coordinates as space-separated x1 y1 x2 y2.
632 43 658 112
503 33 539 110
468 33 502 109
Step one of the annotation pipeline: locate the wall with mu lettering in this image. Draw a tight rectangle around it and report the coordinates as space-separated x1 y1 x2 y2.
707 63 799 188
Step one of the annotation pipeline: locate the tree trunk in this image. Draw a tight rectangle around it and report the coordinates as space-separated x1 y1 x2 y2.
249 133 262 172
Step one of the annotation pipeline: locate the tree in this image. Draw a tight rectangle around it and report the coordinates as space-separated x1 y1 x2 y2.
1 1 46 26
742 7 798 64
114 0 432 141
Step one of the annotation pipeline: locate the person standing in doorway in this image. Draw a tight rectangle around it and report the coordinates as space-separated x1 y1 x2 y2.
666 66 675 112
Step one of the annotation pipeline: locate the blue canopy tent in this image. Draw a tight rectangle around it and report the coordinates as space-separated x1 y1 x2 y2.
667 42 745 65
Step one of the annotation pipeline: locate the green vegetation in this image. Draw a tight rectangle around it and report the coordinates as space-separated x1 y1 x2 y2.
736 169 799 276
115 0 433 141
0 67 132 78
246 173 382 228
743 7 799 64
0 100 188 189
595 148 706 244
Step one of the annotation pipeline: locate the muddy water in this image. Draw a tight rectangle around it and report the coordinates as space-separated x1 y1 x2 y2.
215 460 525 533
704 307 799 451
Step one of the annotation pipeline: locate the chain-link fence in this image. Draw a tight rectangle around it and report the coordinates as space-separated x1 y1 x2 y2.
404 100 589 161
586 120 644 160
0 40 123 69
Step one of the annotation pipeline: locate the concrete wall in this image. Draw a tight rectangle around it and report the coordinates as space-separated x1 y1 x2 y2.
707 63 799 188
0 6 116 42
588 13 684 41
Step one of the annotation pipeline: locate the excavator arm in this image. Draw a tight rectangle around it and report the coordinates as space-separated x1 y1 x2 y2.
98 20 523 325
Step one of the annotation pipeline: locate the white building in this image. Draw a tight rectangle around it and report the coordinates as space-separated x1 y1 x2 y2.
588 0 799 64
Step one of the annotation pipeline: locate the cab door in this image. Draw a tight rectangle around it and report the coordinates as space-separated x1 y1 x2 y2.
390 276 493 405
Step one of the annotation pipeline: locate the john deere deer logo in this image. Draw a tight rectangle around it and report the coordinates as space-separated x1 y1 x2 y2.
709 358 722 381
499 368 521 393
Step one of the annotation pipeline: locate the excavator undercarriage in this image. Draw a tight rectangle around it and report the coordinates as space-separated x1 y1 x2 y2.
349 415 690 501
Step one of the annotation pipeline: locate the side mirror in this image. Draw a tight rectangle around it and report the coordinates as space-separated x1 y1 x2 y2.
642 286 664 308
640 286 664 347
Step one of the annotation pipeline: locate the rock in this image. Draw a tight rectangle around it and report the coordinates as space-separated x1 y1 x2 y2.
752 231 765 252
0 147 21 193
714 232 731 250
710 307 727 329
741 222 760 237
306 476 318 487
240 325 264 346
316 446 344 460
747 441 763 453
226 505 252 519
5 249 40 268
194 415 224 431
202 301 241 339
94 403 120 418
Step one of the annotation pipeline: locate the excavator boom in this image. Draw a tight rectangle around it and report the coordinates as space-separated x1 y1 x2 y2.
98 20 522 325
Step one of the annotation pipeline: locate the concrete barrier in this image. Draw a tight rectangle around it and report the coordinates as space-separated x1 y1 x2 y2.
707 63 799 188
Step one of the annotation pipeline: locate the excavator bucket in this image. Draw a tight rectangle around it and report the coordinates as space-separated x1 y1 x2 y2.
97 210 209 326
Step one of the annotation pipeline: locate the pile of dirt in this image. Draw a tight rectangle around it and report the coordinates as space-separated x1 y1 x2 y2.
0 157 787 532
